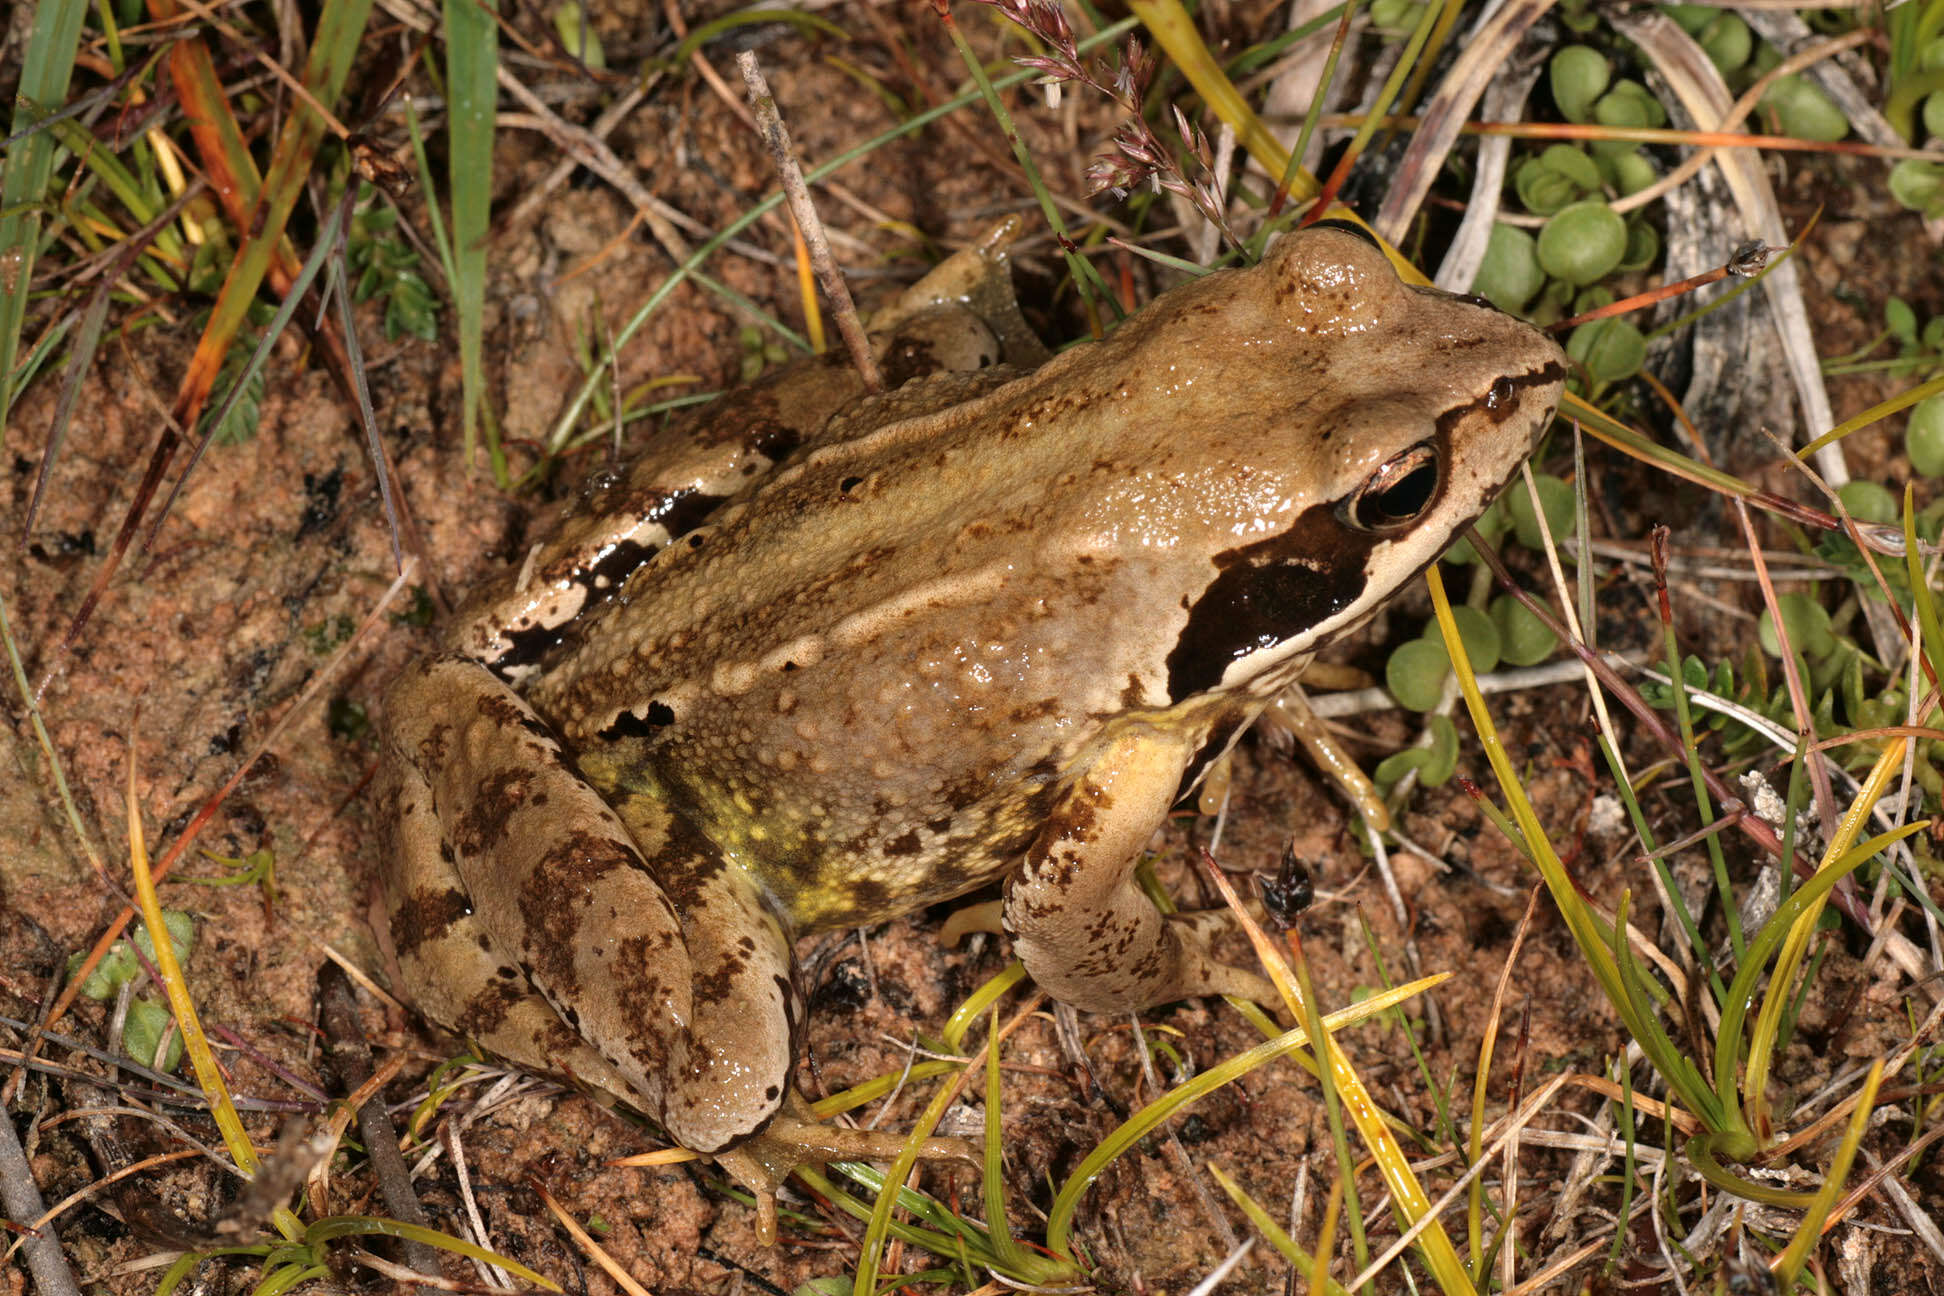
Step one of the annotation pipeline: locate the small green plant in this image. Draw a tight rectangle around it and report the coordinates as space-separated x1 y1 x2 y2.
348 189 441 342
1827 299 1944 384
67 908 196 1070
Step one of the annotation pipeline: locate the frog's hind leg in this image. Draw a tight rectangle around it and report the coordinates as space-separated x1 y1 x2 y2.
380 654 802 1157
381 738 638 1105
381 656 973 1242
1004 726 1280 1015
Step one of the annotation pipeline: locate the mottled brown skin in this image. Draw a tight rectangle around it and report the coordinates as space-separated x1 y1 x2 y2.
379 224 1567 1231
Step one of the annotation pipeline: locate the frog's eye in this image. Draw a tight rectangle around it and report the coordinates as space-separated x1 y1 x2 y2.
1342 443 1440 532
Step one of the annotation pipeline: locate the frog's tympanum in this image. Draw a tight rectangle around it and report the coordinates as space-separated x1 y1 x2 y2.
379 222 1567 1237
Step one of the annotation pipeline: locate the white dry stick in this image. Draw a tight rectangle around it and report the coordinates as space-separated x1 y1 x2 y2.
1610 13 1840 485
1374 0 1556 245
1437 59 1544 293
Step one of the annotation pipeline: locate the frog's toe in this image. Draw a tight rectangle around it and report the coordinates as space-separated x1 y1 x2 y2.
714 1096 977 1244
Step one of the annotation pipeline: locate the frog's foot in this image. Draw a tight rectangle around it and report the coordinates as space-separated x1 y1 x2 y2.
1007 726 1282 1016
1267 688 1390 832
715 1094 977 1244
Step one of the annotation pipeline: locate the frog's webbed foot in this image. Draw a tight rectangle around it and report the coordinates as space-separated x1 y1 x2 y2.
715 1093 977 1244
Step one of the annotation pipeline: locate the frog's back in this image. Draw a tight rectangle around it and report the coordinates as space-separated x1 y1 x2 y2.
526 229 1567 928
527 354 1218 927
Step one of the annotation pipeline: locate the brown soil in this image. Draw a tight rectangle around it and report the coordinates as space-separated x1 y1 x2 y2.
3 4 1941 1294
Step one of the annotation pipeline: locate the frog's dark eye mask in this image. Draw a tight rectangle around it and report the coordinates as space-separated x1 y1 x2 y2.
1339 442 1441 533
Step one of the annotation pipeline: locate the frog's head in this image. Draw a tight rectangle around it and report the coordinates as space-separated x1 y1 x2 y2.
1147 225 1569 702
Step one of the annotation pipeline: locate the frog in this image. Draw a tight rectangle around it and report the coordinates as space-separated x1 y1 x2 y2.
378 219 1567 1240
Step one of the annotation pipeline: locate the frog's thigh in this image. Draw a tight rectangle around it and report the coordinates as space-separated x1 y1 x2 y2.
1004 728 1276 1015
382 655 800 1155
383 749 637 1104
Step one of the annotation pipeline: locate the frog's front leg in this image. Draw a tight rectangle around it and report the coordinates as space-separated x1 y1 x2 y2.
382 655 803 1155
1003 726 1279 1014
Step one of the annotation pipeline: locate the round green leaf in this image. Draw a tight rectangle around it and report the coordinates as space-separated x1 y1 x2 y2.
133 910 195 967
1516 158 1581 215
1384 711 1469 792
1758 591 1836 659
1619 219 1659 269
1491 594 1560 666
1550 46 1610 123
1593 86 1649 131
1422 604 1502 674
1572 285 1615 315
1908 395 1944 477
1698 14 1752 72
71 944 138 1000
1541 143 1604 191
1375 713 1463 790
1760 75 1850 143
1443 496 1511 564
1837 479 1897 525
1602 79 1667 129
1473 223 1546 314
1567 318 1646 384
1387 638 1451 712
1419 713 1461 784
1925 91 1944 140
1891 160 1944 217
125 997 184 1073
1663 4 1713 33
1537 201 1627 285
1507 473 1577 549
1886 297 1918 344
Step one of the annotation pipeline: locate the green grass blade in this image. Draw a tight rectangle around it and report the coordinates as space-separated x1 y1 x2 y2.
982 1006 1022 1267
0 0 90 430
175 0 374 421
1773 1058 1883 1284
1044 975 1446 1258
304 1216 560 1289
1207 1164 1352 1296
1428 565 1728 1132
444 0 499 470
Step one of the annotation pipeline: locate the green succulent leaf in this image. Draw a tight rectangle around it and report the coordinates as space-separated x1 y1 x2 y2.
1698 14 1752 72
1491 594 1560 666
1567 318 1646 384
1507 473 1578 549
1537 200 1627 284
1891 159 1944 218
1550 45 1611 122
1760 74 1850 143
1837 479 1897 525
1387 638 1451 712
1758 591 1837 660
1908 395 1944 477
125 997 184 1073
1473 223 1546 314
